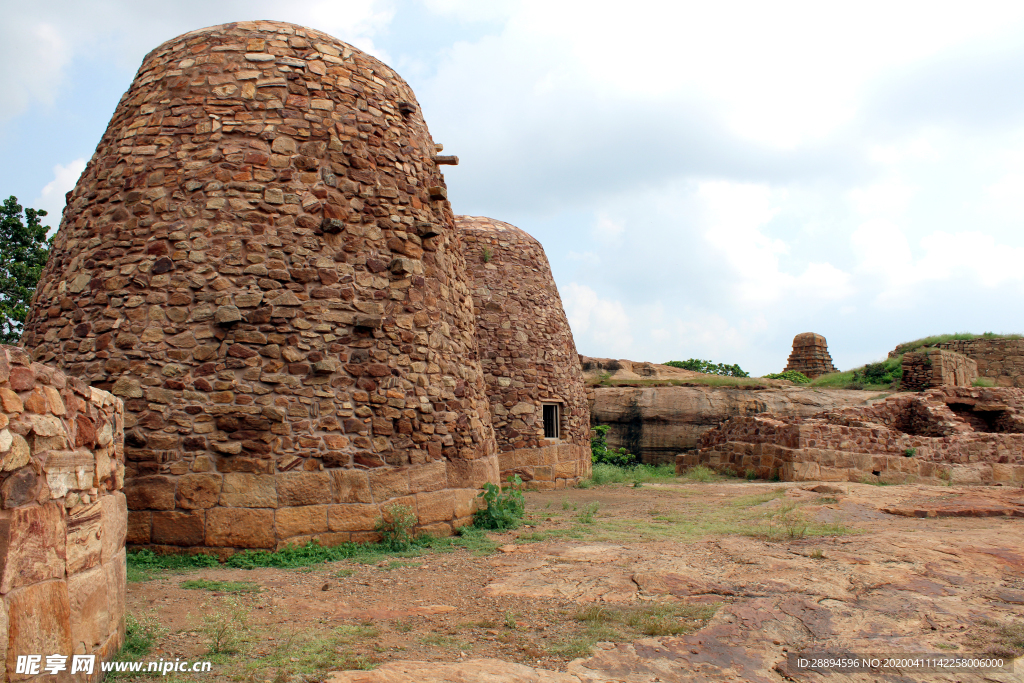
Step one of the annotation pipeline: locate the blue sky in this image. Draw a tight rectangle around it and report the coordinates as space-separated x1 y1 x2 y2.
5 0 1024 375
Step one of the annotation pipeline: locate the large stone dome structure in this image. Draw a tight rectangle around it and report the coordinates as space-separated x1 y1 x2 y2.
22 21 498 550
456 216 590 487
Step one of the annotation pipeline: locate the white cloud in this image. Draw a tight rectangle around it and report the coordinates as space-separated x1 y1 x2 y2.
562 283 634 356
32 158 86 232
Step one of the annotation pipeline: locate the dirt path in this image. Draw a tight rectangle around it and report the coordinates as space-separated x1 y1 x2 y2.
127 481 1024 682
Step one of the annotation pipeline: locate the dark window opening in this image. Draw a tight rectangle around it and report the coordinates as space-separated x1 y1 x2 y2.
543 404 560 439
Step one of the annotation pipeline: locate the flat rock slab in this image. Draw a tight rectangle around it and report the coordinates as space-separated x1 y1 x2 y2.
881 498 1024 518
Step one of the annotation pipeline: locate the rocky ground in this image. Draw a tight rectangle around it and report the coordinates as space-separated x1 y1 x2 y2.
127 480 1024 683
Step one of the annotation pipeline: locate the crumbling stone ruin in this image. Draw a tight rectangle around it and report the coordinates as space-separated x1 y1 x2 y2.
900 348 978 391
891 337 1024 388
457 217 590 487
783 332 836 378
0 345 127 672
687 386 1024 485
21 21 504 551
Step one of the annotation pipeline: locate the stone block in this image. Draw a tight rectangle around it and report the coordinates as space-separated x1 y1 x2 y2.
327 504 380 532
175 473 222 509
205 508 276 548
409 461 447 493
103 550 126 645
418 521 453 538
0 502 66 593
278 471 332 506
415 490 455 524
152 511 206 546
276 505 329 538
331 469 372 503
220 473 278 508
127 510 152 545
124 475 176 510
6 581 72 679
67 501 103 575
68 565 110 653
101 492 128 562
369 467 410 502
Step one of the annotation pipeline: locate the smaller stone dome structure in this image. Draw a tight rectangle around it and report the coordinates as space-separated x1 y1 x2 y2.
456 216 590 488
784 333 837 379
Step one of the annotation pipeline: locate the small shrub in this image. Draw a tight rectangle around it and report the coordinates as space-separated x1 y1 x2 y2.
376 504 418 551
745 468 757 480
574 502 601 524
201 596 249 655
591 425 639 467
763 370 811 384
681 464 714 483
904 447 917 457
473 475 525 530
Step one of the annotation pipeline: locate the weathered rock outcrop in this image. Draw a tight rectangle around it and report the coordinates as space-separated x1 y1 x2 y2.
591 386 886 465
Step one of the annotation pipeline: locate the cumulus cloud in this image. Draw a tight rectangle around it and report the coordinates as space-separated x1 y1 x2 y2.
32 158 86 232
562 283 634 357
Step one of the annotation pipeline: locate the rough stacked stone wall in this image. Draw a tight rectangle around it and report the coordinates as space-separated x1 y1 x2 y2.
0 346 127 674
901 349 978 391
21 21 497 551
685 387 1024 485
937 338 1024 387
783 332 837 379
457 217 590 489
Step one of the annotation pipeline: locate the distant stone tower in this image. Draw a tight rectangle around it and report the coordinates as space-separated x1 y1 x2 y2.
784 333 837 379
22 21 497 550
457 216 590 488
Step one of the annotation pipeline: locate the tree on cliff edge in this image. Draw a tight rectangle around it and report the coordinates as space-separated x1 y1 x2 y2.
0 196 52 344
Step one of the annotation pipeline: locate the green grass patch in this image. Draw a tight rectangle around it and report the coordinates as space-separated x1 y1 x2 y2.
580 463 676 487
548 602 717 658
896 331 1020 354
128 526 504 582
243 626 376 680
180 579 260 593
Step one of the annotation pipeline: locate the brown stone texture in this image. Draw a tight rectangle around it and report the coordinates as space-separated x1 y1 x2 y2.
456 217 590 487
0 345 126 676
687 386 1024 484
21 21 499 550
590 384 887 465
936 338 1024 387
901 348 978 391
783 332 837 379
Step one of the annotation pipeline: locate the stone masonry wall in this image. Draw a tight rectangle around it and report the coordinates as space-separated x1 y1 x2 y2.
457 217 590 489
937 338 1024 387
0 345 127 678
686 387 1024 485
21 21 497 551
783 332 837 379
901 349 978 391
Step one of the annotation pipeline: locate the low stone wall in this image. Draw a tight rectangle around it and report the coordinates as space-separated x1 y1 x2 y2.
0 346 126 677
937 338 1024 387
126 459 494 552
901 349 978 391
685 388 1024 485
497 443 591 490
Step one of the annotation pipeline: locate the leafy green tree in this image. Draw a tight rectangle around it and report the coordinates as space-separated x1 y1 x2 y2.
664 358 749 377
0 196 53 344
